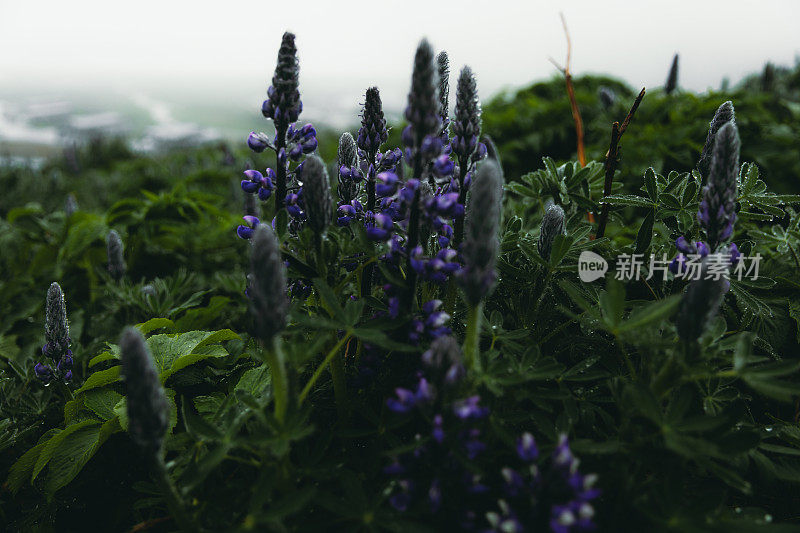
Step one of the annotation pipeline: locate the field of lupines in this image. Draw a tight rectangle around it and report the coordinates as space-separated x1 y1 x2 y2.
2 31 800 532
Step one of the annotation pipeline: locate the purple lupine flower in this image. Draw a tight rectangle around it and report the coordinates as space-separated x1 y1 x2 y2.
337 200 363 226
120 327 170 455
386 377 433 413
241 168 276 201
247 131 272 153
450 66 481 166
403 39 441 163
365 212 393 241
458 160 503 305
358 87 388 157
376 171 400 197
453 395 489 420
698 121 740 250
697 101 735 177
248 225 289 344
262 32 301 124
539 204 566 262
236 215 261 239
286 123 318 161
517 432 539 462
36 282 72 385
106 230 126 281
669 236 710 276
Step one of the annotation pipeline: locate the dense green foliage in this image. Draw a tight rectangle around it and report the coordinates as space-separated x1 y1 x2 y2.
2 60 800 532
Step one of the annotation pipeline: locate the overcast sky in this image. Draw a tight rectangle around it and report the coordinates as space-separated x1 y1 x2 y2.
1 0 799 114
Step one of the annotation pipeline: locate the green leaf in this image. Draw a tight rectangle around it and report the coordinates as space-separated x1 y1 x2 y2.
44 424 104 498
83 389 124 421
644 168 658 202
633 210 655 254
74 366 121 394
599 194 656 208
182 397 223 440
32 420 100 483
618 295 681 333
136 317 175 335
600 278 625 329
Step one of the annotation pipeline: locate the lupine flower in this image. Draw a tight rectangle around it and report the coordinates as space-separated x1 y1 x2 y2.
65 193 78 216
697 101 735 177
262 32 301 125
337 199 363 226
248 225 289 343
436 51 450 139
598 86 616 110
458 160 503 306
299 155 332 234
365 212 393 241
538 204 566 261
450 66 481 167
357 87 388 157
698 121 740 250
422 335 465 385
45 282 69 357
516 432 539 461
409 299 452 343
676 255 730 343
241 168 276 201
247 131 272 153
403 39 442 169
120 327 169 455
669 237 709 275
106 230 126 281
236 215 261 239
665 53 679 95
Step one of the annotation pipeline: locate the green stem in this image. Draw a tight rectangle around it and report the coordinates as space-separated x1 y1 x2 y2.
263 338 288 424
58 380 74 402
463 302 483 373
329 339 349 421
299 333 351 404
616 336 637 380
152 453 197 533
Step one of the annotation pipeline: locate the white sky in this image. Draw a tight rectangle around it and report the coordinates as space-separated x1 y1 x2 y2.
1 0 799 114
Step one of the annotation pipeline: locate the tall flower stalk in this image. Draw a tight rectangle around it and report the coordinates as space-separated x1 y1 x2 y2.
450 66 484 247
697 101 735 178
458 159 503 371
34 283 73 394
402 39 443 311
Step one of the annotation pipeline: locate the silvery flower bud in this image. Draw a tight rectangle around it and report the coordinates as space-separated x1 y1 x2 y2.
301 155 333 234
107 230 126 281
665 54 679 95
538 204 566 261
120 327 169 455
458 160 503 306
698 121 740 250
249 225 289 343
697 101 735 177
45 282 69 354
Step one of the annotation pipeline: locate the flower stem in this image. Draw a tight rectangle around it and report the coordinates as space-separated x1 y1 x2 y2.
152 453 197 533
263 338 288 424
299 333 351 404
463 302 483 373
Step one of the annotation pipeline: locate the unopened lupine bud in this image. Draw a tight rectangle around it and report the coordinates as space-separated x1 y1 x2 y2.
107 230 126 281
697 101 735 177
538 204 566 261
436 51 450 133
358 87 388 155
337 132 360 202
451 66 481 164
404 40 441 154
262 32 301 125
665 54 679 95
676 258 730 342
698 121 740 250
45 282 69 354
120 327 169 455
249 225 289 343
65 193 78 216
300 155 332 234
459 160 503 305
598 86 616 110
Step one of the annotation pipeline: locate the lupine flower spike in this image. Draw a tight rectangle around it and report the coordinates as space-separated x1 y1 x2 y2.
337 132 360 203
698 121 740 250
665 53 679 95
35 282 73 385
538 204 566 262
300 155 333 236
697 101 735 177
436 51 450 142
107 230 126 281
